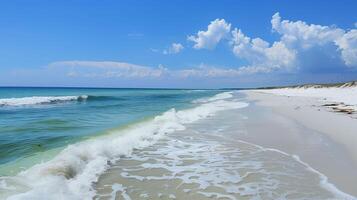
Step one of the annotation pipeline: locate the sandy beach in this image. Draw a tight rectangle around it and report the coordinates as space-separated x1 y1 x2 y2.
242 90 357 197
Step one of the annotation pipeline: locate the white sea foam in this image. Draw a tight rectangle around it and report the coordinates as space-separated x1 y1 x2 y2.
193 91 233 103
110 184 130 200
0 96 88 106
1 92 248 200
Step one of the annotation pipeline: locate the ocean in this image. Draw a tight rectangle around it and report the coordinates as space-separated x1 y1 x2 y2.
0 88 354 199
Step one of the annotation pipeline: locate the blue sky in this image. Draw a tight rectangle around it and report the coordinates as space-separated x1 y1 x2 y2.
0 0 356 88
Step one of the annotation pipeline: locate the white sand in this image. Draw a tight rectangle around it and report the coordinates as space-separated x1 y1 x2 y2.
255 86 357 111
243 90 357 196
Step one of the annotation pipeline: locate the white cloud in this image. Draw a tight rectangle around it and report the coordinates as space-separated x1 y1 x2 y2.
188 13 357 71
335 30 357 67
231 28 296 71
188 19 231 49
271 13 344 49
49 61 168 78
49 60 267 80
271 12 357 67
163 43 184 54
177 64 273 78
178 67 243 78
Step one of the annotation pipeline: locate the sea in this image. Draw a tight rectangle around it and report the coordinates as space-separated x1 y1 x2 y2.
0 87 354 200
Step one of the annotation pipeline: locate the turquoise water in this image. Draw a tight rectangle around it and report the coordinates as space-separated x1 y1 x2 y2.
0 88 220 166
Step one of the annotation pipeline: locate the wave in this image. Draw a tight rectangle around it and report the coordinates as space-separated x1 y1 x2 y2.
0 95 127 107
0 96 89 107
192 91 233 103
0 92 249 200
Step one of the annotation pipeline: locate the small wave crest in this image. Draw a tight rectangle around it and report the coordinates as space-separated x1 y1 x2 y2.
0 95 89 107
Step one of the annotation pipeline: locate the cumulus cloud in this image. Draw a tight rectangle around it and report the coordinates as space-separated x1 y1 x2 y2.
188 19 231 49
230 28 296 72
271 12 357 67
188 13 357 72
163 43 184 54
335 30 357 67
49 61 168 78
271 13 345 49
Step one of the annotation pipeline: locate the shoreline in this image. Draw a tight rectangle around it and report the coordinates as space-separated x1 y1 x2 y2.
242 90 357 197
94 91 355 199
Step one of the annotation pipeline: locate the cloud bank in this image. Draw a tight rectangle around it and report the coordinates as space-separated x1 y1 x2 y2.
49 61 258 79
49 61 168 78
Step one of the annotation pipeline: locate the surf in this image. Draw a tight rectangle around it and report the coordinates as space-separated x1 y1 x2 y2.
0 92 248 200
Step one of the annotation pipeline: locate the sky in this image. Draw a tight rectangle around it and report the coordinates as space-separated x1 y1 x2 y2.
0 0 357 88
